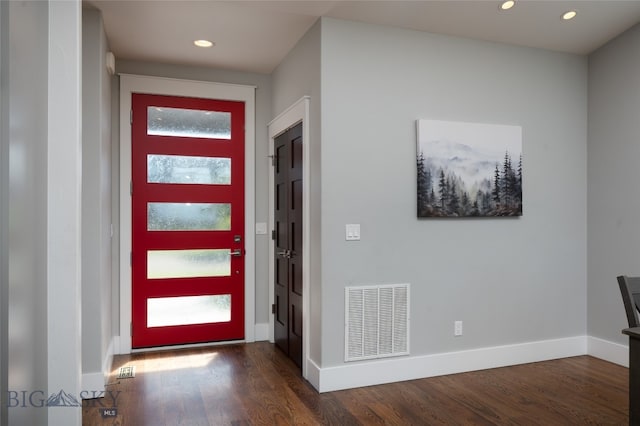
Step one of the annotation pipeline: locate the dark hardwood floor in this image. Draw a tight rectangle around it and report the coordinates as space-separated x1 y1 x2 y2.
82 342 629 425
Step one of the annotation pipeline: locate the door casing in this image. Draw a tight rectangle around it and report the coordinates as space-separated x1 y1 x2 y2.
268 96 311 379
118 74 256 354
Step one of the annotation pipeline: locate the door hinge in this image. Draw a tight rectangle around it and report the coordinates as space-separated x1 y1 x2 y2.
130 181 133 196
130 251 132 267
130 322 133 337
269 155 275 167
271 303 275 314
130 109 133 125
271 229 276 240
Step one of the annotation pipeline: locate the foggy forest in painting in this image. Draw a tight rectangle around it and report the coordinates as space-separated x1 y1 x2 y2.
417 120 523 218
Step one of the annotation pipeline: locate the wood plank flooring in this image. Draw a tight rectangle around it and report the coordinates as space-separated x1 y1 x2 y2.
82 342 629 425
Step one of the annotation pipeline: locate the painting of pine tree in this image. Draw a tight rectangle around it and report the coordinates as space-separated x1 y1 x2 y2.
417 120 522 218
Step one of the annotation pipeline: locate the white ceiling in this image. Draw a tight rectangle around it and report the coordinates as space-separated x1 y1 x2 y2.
87 0 640 74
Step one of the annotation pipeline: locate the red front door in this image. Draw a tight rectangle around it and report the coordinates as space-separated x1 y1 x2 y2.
131 93 245 348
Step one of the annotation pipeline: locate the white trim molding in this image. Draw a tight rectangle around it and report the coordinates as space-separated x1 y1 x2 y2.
104 336 116 384
254 323 270 341
80 336 115 398
314 336 587 393
81 373 105 398
118 74 256 354
267 96 311 379
587 336 628 367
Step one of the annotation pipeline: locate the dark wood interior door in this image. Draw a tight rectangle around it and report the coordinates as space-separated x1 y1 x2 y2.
274 122 303 368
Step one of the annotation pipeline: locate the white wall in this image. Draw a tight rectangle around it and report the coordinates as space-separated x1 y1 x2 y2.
3 1 50 424
319 18 588 368
0 3 8 423
1 1 83 424
82 6 114 390
588 24 640 347
47 1 82 424
271 20 323 364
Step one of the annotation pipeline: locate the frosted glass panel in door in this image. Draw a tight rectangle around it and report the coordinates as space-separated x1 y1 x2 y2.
147 154 231 185
147 203 231 231
147 295 231 327
147 249 231 279
147 106 231 139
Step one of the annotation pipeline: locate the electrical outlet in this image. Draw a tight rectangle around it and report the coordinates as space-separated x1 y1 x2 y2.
454 320 463 336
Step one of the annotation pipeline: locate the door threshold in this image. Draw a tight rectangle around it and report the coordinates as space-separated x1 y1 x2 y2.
131 339 246 354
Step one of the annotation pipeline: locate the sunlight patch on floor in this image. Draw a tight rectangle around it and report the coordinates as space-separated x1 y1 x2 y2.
114 352 220 375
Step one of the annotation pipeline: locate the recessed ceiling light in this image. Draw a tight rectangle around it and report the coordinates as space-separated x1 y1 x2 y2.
500 1 515 11
562 10 577 20
194 39 214 48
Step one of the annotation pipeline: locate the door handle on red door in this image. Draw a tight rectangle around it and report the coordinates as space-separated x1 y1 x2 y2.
230 249 243 257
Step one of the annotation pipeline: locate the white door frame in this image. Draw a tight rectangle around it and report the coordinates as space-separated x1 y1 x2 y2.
118 74 256 354
267 96 311 379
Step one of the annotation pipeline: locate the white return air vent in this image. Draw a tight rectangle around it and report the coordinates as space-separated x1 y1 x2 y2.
345 284 409 362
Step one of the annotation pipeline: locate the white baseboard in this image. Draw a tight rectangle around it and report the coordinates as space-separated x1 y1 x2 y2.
103 336 115 383
306 358 322 391
315 336 587 393
81 372 105 397
114 334 123 355
255 322 269 341
587 335 628 367
81 336 116 397
103 333 628 394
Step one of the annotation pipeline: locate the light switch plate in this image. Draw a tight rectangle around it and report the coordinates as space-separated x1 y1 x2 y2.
345 224 360 241
255 222 267 235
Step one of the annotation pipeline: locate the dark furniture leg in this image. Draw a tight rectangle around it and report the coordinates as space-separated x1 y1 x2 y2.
623 328 640 425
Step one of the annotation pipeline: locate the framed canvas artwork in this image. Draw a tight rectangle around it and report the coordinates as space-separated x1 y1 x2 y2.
417 119 522 218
